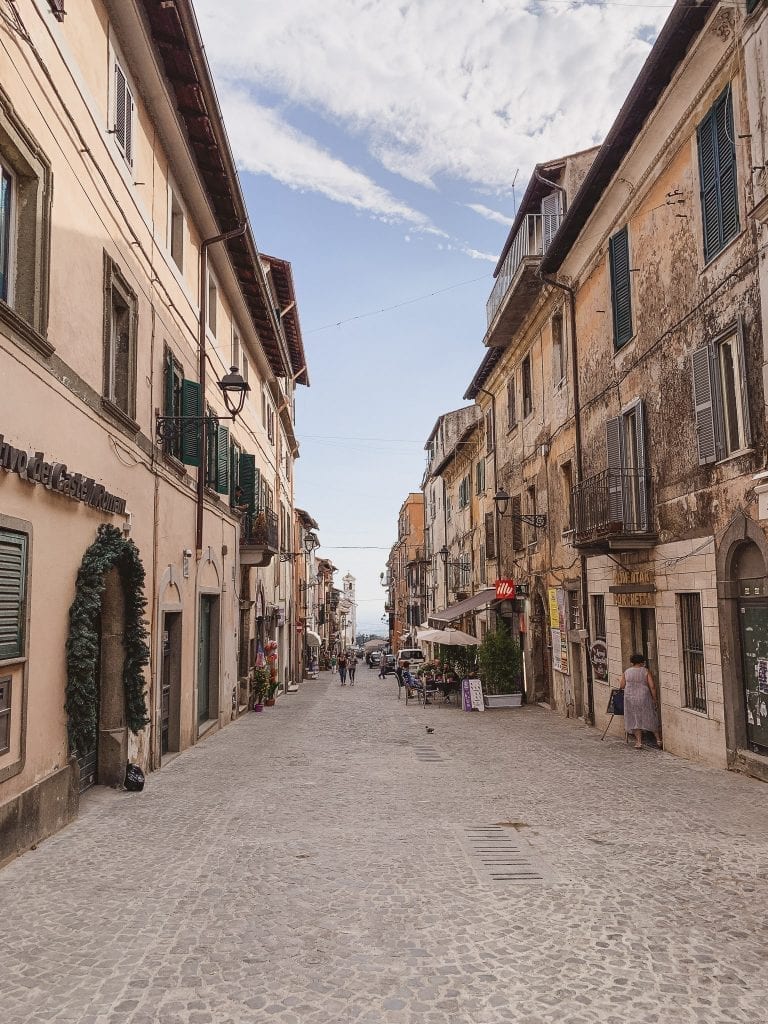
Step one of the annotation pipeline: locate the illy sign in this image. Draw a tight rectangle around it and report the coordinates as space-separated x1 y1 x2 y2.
495 579 516 600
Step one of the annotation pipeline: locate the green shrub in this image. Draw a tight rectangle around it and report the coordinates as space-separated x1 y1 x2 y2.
478 626 523 694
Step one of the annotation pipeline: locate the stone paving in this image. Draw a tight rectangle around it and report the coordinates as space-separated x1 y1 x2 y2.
3 664 768 1024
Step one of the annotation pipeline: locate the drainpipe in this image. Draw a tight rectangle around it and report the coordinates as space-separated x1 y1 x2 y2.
539 269 594 725
197 224 247 554
533 168 567 214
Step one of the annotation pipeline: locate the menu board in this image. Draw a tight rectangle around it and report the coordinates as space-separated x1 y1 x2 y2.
462 677 485 712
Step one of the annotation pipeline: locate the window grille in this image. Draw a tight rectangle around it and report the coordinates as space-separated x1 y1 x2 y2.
680 593 707 712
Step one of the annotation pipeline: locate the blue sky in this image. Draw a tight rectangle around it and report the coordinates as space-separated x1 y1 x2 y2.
194 0 674 632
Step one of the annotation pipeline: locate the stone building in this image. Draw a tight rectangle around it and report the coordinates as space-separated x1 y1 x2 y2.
541 0 765 771
386 493 425 653
0 0 307 863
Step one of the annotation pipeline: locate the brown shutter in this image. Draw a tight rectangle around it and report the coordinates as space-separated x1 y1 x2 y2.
485 512 496 560
511 495 523 550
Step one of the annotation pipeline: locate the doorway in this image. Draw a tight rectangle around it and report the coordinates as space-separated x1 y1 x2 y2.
622 605 662 744
531 593 551 704
160 612 182 757
197 594 220 729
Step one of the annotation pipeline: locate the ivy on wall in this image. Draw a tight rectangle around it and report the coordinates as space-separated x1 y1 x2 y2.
65 524 150 755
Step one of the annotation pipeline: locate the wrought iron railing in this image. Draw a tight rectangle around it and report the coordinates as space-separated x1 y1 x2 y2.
486 212 563 325
240 508 278 551
572 468 652 543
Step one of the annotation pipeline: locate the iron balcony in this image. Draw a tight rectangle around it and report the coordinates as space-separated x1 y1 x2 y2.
572 468 655 550
240 508 279 566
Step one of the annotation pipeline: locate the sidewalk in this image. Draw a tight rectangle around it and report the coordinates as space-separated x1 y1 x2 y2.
2 664 767 1024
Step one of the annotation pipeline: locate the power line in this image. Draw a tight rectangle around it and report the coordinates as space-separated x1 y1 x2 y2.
305 274 491 334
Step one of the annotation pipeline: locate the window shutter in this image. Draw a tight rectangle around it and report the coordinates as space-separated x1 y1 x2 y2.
216 424 229 494
628 400 649 531
0 530 27 660
238 453 257 512
124 87 135 166
511 495 523 550
609 227 633 348
485 511 496 560
691 345 717 465
698 88 739 263
716 94 738 245
736 318 752 447
541 191 561 251
47 1 66 20
606 416 624 526
163 351 174 417
180 379 201 466
507 377 516 427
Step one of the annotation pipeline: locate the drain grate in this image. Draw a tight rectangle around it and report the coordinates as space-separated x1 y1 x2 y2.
458 825 548 884
414 745 444 763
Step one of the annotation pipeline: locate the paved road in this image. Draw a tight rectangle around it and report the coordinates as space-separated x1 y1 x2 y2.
3 664 768 1024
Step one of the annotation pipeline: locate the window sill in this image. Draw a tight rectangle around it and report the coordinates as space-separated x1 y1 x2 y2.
716 447 755 467
101 397 140 435
0 301 54 358
701 227 746 274
0 655 26 669
680 704 709 720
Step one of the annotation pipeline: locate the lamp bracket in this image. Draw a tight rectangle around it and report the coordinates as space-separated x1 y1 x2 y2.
155 413 219 446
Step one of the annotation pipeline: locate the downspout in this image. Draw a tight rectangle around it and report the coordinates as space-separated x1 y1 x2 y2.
197 223 247 554
533 168 567 213
476 386 499 599
540 269 594 725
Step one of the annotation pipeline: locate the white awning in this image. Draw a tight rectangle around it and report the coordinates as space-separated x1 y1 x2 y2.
431 587 496 623
305 630 322 647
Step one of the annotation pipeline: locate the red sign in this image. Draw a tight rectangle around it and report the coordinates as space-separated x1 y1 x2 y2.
495 579 516 600
296 623 304 633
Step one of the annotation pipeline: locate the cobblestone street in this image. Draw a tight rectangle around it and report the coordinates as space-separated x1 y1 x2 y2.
3 665 768 1024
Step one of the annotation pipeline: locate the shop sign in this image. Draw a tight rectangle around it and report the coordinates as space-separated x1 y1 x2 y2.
590 639 608 682
495 578 516 600
614 592 656 608
0 433 126 515
547 587 569 675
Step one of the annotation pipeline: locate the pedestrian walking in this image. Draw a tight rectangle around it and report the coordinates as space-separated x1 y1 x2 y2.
338 650 348 686
330 653 337 676
379 652 387 679
348 652 357 685
620 653 662 750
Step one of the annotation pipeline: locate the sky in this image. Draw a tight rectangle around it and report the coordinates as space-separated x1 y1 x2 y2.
194 0 674 634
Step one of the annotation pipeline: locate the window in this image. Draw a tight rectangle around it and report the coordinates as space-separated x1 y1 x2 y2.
112 58 135 167
231 327 240 373
168 185 184 273
0 677 10 755
552 311 565 386
103 255 137 421
507 376 517 430
526 485 537 545
207 274 217 336
484 511 496 561
522 354 533 418
204 406 229 495
692 322 751 464
229 439 242 506
267 404 275 444
458 475 470 509
0 96 52 337
0 529 27 660
592 595 606 642
606 399 648 531
163 348 184 460
446 494 452 521
698 87 739 264
242 355 249 388
609 225 633 349
475 459 485 495
561 460 574 532
485 408 495 453
680 593 706 712
47 1 66 22
0 164 13 304
261 385 267 428
511 494 523 551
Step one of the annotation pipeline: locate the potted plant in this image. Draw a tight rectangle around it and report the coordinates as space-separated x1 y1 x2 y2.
252 667 269 712
264 678 280 707
478 626 524 708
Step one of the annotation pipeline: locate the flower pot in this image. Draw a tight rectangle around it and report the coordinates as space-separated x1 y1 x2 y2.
252 703 264 713
484 693 523 708
264 698 276 707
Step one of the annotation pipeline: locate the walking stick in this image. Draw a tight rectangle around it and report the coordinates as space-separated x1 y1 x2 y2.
600 714 614 741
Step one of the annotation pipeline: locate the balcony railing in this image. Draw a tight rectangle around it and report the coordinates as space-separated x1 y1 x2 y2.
240 508 278 554
486 212 563 326
572 469 653 547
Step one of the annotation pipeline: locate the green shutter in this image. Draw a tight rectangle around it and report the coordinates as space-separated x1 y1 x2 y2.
609 226 632 349
0 530 27 660
180 379 201 466
229 441 238 505
216 424 229 494
164 351 174 416
698 88 739 263
238 453 257 512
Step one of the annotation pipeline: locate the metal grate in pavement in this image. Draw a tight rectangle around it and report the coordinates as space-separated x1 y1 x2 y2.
458 825 548 884
414 745 444 763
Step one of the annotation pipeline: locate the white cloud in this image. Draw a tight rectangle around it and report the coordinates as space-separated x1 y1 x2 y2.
463 248 498 263
196 0 673 196
467 203 515 227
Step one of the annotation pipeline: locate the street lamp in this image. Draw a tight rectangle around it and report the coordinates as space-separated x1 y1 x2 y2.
493 488 547 529
217 366 250 419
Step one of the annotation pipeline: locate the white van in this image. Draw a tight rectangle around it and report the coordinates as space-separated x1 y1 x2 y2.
397 647 425 666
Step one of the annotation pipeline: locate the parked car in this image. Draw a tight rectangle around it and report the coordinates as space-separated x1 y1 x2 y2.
381 654 397 675
368 651 382 667
397 648 425 667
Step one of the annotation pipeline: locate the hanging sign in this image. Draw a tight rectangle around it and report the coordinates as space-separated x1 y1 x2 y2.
496 579 516 600
590 639 608 682
0 433 126 515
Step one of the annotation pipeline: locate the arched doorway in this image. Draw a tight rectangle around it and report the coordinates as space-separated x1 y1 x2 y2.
530 592 551 705
734 542 768 754
66 525 150 792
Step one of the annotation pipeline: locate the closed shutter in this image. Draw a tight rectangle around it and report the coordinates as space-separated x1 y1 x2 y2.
511 495 523 550
238 453 257 512
0 530 27 660
609 227 633 348
507 377 516 427
628 400 649 531
180 379 201 466
485 511 496 560
164 351 174 417
736 317 752 447
691 345 718 464
606 416 624 527
216 424 229 495
698 88 739 263
541 191 561 251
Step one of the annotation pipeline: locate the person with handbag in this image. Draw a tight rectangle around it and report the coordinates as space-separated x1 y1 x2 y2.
620 653 662 750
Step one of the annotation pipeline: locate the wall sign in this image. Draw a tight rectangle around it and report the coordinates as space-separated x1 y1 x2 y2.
548 587 569 675
590 640 608 682
0 434 126 515
495 578 516 600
